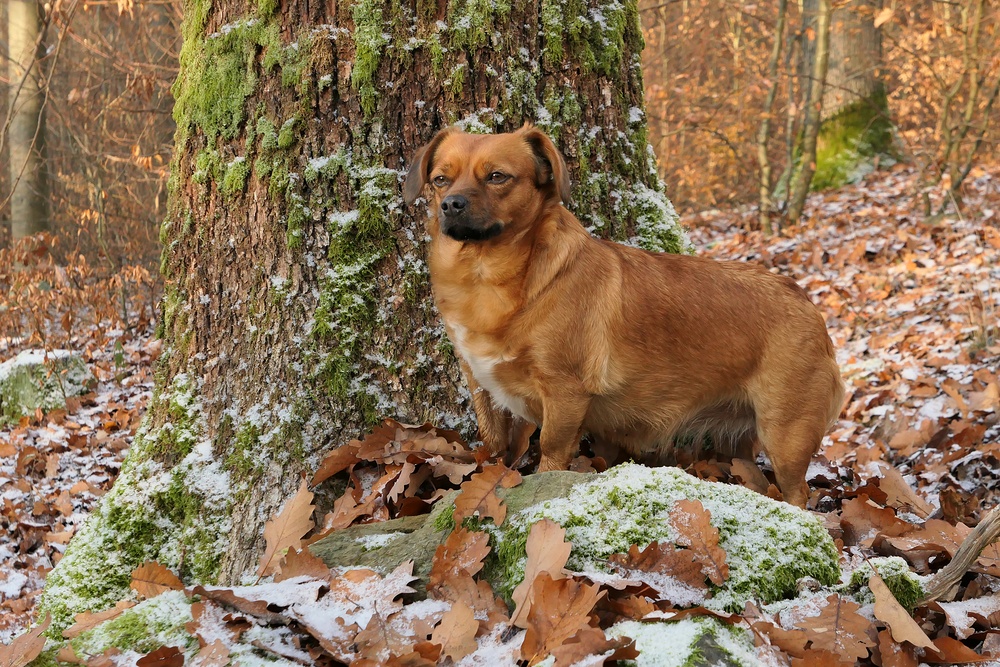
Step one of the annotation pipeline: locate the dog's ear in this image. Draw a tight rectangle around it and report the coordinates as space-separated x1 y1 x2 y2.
403 127 457 206
519 125 571 205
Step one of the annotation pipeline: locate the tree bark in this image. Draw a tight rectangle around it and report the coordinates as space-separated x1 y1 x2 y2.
6 0 50 240
40 0 689 630
787 0 831 224
813 0 892 189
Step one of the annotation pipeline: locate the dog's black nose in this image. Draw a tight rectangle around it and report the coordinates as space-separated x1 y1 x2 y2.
440 195 468 217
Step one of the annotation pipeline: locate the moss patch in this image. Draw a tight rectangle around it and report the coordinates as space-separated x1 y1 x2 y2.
483 464 839 611
0 350 93 425
847 556 925 611
814 87 894 190
39 374 231 633
608 617 760 667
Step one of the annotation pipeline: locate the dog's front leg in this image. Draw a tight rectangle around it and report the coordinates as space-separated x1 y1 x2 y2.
537 393 590 472
460 359 506 455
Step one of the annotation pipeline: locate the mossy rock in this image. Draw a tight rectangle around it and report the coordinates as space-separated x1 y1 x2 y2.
39 376 231 634
847 556 925 611
308 471 584 593
608 617 761 667
0 349 94 425
312 464 840 613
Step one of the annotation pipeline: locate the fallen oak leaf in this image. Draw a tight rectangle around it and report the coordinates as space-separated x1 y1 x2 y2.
190 640 229 667
549 625 638 665
276 547 330 582
427 526 491 595
519 573 606 666
669 498 729 585
795 594 874 662
608 540 708 606
751 620 809 659
923 636 993 664
430 602 478 662
511 519 572 628
257 478 315 578
311 441 361 486
55 644 84 665
934 594 1000 640
135 645 184 667
130 561 184 599
62 601 137 638
452 462 521 526
790 648 854 666
878 629 919 667
869 573 936 650
188 585 291 625
0 614 50 667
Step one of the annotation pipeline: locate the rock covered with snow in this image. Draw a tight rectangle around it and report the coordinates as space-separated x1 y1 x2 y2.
482 464 841 613
0 349 94 424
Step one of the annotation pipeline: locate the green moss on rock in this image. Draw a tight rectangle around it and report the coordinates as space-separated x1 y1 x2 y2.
847 556 925 611
0 350 94 425
39 374 231 633
484 464 839 611
608 617 761 667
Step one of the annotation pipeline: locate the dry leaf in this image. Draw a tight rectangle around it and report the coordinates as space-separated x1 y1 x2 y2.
669 499 728 585
923 636 993 663
190 639 230 667
874 7 893 27
608 541 707 605
428 526 491 596
878 628 919 667
519 573 606 666
790 648 854 666
872 463 933 518
752 620 809 659
311 441 361 486
130 561 184 599
796 595 874 662
869 573 935 649
430 602 478 662
257 478 315 577
62 601 137 638
511 519 572 628
135 645 184 667
276 547 330 582
937 594 1000 640
549 625 638 665
452 463 521 526
0 614 50 667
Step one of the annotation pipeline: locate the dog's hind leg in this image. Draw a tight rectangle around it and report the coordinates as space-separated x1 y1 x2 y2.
754 410 825 508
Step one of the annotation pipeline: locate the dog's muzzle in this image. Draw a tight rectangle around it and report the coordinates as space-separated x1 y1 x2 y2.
440 194 502 241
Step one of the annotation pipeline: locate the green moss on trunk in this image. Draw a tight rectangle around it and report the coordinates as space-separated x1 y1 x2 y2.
813 87 894 190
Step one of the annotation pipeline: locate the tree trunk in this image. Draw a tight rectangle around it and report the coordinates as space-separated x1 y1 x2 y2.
813 0 892 189
6 0 50 240
40 0 689 630
787 0 831 224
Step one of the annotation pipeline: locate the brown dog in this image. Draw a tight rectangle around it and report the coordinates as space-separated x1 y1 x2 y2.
403 124 844 507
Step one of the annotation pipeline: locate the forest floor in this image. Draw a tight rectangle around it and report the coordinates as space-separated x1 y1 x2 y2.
1 163 999 663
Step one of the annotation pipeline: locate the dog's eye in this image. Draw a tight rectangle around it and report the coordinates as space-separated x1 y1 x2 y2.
432 175 450 187
486 171 510 185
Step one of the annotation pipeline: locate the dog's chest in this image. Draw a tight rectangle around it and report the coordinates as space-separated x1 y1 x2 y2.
448 322 535 423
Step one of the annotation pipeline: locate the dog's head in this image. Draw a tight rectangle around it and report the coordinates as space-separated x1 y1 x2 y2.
403 124 571 242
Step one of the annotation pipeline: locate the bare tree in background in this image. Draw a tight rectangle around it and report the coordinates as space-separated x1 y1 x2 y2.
787 0 831 225
813 0 892 190
6 0 50 240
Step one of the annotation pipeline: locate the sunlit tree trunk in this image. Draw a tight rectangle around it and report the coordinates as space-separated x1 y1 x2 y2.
40 0 689 630
6 0 49 240
813 0 892 189
787 0 831 224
